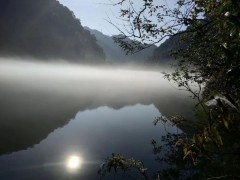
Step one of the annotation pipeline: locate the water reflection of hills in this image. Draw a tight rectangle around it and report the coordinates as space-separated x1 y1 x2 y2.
0 62 196 155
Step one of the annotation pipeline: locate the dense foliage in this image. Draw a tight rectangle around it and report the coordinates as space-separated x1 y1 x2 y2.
100 0 240 179
150 34 186 64
0 0 105 63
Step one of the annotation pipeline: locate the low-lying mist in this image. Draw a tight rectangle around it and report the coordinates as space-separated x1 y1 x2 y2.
0 58 196 155
0 58 194 114
0 58 170 95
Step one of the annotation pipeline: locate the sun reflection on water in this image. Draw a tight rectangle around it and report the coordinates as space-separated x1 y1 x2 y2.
65 155 83 170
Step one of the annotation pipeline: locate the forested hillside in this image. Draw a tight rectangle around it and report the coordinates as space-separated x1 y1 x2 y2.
150 34 186 65
0 0 105 63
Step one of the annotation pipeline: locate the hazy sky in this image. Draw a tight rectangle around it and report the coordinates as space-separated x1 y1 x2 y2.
58 0 176 36
58 0 123 36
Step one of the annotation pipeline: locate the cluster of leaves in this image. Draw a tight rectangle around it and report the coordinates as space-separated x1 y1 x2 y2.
166 1 240 170
108 0 215 53
153 114 240 179
98 153 148 180
101 0 240 179
182 96 240 176
114 0 240 161
98 117 200 180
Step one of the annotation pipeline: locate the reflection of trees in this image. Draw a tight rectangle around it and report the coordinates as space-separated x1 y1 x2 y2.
0 72 194 156
99 112 240 179
98 118 197 180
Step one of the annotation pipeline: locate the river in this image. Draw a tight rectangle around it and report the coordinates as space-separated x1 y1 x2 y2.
0 59 195 179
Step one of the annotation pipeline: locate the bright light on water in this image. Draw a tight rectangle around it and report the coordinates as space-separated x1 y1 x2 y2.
66 155 82 170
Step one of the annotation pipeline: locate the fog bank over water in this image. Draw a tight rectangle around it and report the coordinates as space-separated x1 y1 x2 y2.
0 59 166 93
0 58 195 155
0 58 194 113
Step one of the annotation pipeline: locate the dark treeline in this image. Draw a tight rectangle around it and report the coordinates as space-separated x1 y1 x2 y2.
149 34 187 65
0 0 105 63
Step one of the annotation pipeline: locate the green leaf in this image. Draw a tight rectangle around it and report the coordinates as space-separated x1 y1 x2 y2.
223 118 229 129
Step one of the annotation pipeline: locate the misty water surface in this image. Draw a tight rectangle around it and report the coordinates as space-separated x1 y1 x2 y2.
0 59 195 179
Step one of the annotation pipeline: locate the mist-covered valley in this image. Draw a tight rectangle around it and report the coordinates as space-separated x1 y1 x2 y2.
0 0 196 179
0 58 194 115
1 0 239 178
0 58 196 179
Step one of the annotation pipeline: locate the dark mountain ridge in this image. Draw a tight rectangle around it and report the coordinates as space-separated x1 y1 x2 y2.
150 33 188 65
0 0 105 63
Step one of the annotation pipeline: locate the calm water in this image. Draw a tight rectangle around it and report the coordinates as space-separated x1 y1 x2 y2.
0 60 195 179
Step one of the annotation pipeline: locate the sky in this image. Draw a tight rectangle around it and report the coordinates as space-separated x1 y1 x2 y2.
58 0 176 37
58 0 123 36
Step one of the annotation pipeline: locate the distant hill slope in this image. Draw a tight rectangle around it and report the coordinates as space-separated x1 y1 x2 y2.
85 27 156 64
150 34 187 65
0 0 105 63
